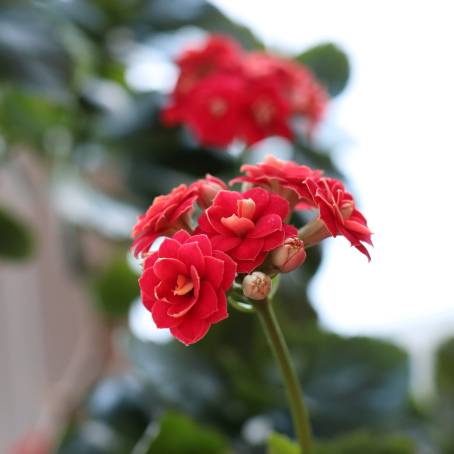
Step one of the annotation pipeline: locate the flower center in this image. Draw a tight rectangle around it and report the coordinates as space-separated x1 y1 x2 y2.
253 100 275 125
173 274 194 296
221 198 256 237
209 98 227 117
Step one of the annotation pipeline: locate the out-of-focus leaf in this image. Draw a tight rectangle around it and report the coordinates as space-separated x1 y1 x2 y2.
316 431 415 454
145 412 228 454
0 206 34 260
0 7 72 99
435 337 454 398
296 43 349 97
86 375 152 442
292 330 410 436
92 256 139 319
268 432 299 454
0 88 75 149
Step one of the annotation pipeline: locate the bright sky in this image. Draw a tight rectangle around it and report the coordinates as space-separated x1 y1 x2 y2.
210 0 454 343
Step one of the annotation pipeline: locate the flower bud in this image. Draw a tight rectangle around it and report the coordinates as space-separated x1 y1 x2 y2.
271 237 306 273
242 272 272 300
194 175 226 209
298 219 331 248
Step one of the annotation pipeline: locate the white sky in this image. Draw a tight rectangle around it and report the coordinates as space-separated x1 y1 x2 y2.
210 0 454 342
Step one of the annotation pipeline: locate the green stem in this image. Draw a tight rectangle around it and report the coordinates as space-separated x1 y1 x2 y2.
255 299 314 453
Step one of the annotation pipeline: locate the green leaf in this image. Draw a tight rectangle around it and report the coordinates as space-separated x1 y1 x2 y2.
145 412 228 454
296 43 350 97
268 432 300 454
316 431 415 454
435 337 454 398
92 256 139 319
0 206 34 260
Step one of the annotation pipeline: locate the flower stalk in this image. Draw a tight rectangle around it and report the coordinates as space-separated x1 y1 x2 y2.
254 298 314 454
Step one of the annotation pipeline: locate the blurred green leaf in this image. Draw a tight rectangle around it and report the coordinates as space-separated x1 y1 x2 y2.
296 43 350 97
92 256 139 319
145 412 228 454
268 432 300 454
0 206 34 260
436 337 454 398
316 431 415 454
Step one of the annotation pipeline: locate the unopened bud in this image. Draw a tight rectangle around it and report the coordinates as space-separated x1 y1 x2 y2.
242 272 272 301
298 219 331 248
271 237 306 273
197 176 225 208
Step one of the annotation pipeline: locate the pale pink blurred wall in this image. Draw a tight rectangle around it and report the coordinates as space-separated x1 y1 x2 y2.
0 155 87 452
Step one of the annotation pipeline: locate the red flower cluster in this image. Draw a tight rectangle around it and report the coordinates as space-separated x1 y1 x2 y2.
132 157 371 345
162 35 328 147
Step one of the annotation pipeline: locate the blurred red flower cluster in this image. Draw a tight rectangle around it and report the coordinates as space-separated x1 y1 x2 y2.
132 157 372 345
162 35 328 147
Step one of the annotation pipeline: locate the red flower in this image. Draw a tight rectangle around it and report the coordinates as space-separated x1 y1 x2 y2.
132 185 197 257
189 174 227 209
197 187 297 273
231 155 322 209
139 230 236 345
162 35 242 126
239 80 293 145
183 73 245 147
242 52 328 129
305 177 373 259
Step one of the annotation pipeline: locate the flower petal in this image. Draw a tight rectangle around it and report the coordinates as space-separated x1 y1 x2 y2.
211 234 242 252
213 250 237 290
158 238 181 258
153 258 187 281
242 187 270 217
178 241 205 274
231 238 264 261
204 256 224 288
209 291 229 323
248 214 282 238
236 252 267 273
191 281 218 319
184 234 212 255
152 301 181 328
170 315 210 346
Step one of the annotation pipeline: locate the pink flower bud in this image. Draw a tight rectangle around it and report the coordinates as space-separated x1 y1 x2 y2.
271 237 306 273
242 272 272 300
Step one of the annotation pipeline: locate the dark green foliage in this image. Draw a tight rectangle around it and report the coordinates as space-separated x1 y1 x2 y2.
297 43 350 97
91 257 139 319
0 206 34 260
144 412 228 454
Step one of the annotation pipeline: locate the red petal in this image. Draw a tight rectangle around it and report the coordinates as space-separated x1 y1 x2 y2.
153 258 187 281
191 281 218 319
173 230 191 243
158 238 181 258
236 252 267 273
209 291 229 323
198 212 217 234
211 234 242 252
170 315 210 346
248 214 282 238
262 230 285 251
221 214 255 236
152 301 181 328
178 241 205 274
261 193 289 220
213 250 237 290
213 190 242 213
231 237 264 261
185 234 212 255
242 187 270 217
204 256 225 288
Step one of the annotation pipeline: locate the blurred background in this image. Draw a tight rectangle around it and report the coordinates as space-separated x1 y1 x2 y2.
1 0 453 453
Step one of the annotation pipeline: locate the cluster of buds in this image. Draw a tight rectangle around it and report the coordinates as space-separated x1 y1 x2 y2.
132 156 372 345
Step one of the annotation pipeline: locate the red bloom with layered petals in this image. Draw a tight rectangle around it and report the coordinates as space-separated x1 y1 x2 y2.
305 177 373 259
231 155 322 209
140 230 236 345
197 188 297 273
132 185 197 257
